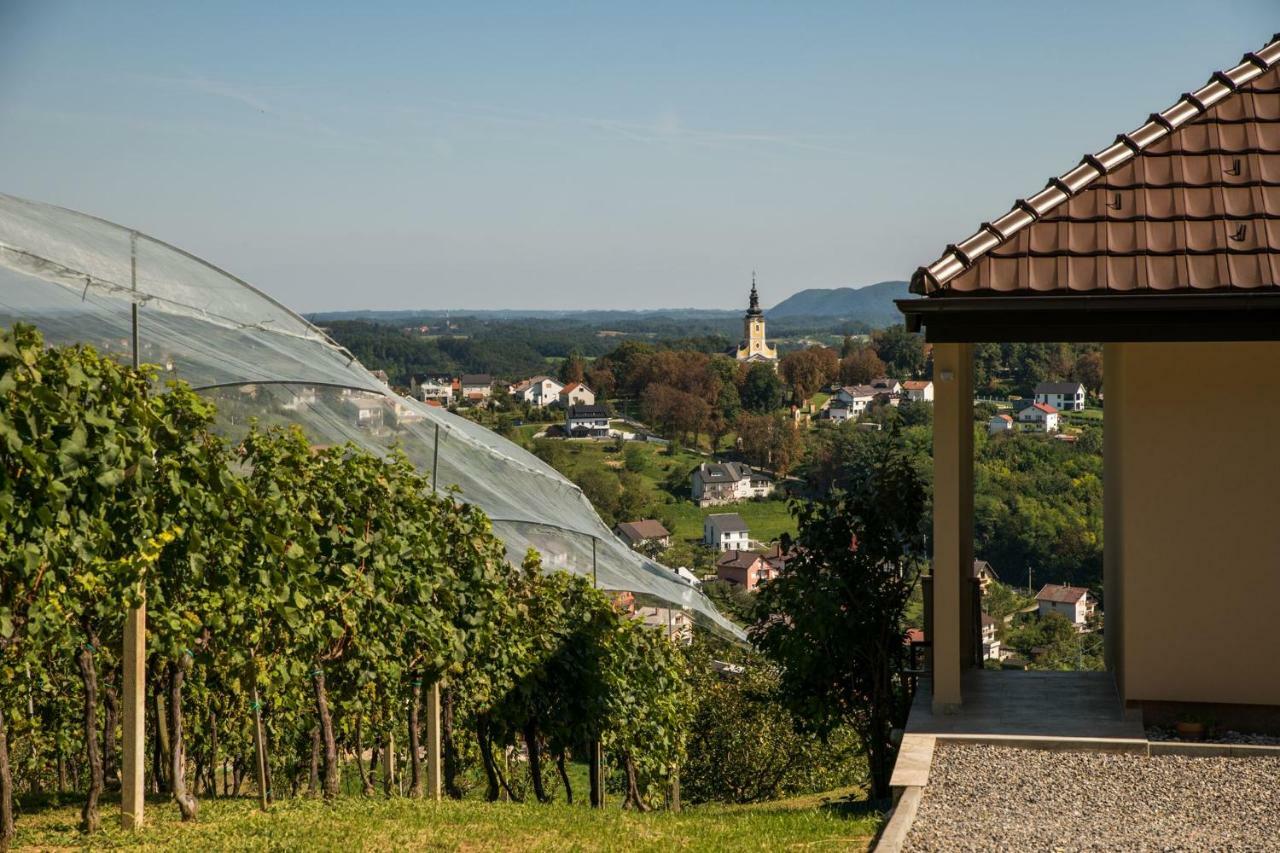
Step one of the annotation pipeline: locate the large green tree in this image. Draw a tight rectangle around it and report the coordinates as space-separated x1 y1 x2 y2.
752 436 927 800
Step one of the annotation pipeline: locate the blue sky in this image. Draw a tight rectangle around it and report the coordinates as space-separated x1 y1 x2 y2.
0 2 1274 311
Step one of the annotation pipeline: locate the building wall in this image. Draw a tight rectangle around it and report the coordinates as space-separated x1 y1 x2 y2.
1110 342 1280 708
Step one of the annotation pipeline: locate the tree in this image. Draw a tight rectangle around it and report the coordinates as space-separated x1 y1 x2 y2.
752 438 927 800
870 325 926 378
780 347 838 403
559 350 586 385
739 363 785 413
737 412 804 476
839 346 886 386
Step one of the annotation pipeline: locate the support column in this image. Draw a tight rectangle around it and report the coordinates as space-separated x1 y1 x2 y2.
930 343 973 714
121 602 146 829
425 682 442 801
1102 343 1125 696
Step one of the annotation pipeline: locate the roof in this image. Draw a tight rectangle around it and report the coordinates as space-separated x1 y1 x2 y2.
1028 402 1058 415
980 612 998 628
460 373 492 386
1035 381 1085 395
567 404 609 419
561 381 592 394
839 384 878 398
705 513 748 534
696 461 751 483
717 549 764 570
898 36 1280 343
902 380 932 390
993 413 1013 423
615 519 670 541
973 558 1000 580
1036 583 1090 604
911 35 1280 298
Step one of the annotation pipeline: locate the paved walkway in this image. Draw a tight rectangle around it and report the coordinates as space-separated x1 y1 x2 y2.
906 670 1145 741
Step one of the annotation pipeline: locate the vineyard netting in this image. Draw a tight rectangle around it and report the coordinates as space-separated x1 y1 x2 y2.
0 192 742 640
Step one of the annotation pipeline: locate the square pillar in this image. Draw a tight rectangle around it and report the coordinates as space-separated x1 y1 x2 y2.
425 682 442 801
930 343 973 714
1102 343 1125 695
120 602 146 829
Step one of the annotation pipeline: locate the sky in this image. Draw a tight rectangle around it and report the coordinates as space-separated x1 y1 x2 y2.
0 2 1275 312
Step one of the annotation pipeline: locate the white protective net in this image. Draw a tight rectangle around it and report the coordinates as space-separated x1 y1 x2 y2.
0 192 743 640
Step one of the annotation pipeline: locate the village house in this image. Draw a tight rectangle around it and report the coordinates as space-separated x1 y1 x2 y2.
1016 401 1059 432
703 513 749 552
987 412 1014 435
1036 584 1096 631
690 461 775 506
412 376 454 405
342 391 385 429
760 541 800 574
510 375 563 407
613 519 671 550
972 559 1000 593
281 385 317 412
871 377 902 396
565 404 610 437
833 384 878 414
715 550 776 591
901 379 935 402
458 374 494 402
980 612 1003 661
1034 381 1087 412
559 381 595 407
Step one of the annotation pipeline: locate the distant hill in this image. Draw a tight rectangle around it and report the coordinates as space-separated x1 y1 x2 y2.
766 280 909 326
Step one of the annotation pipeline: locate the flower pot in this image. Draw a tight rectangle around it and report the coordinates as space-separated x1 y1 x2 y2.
1175 721 1205 741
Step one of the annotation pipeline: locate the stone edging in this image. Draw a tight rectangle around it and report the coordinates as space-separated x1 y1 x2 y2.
874 785 922 853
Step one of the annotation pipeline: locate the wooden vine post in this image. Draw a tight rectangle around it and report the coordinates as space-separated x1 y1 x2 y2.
426 682 442 801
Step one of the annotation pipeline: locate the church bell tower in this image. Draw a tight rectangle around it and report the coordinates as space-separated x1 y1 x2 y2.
735 272 777 363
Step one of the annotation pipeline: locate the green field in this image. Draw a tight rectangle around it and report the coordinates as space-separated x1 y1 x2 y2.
530 438 797 545
12 788 881 851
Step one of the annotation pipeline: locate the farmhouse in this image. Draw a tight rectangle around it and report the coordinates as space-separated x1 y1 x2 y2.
565 404 610 438
1034 381 1086 412
901 379 934 402
690 461 775 506
703 513 749 552
832 385 877 417
715 550 776 591
510 375 563 406
459 374 493 401
559 381 595 407
1016 402 1059 432
1036 584 1096 631
613 519 672 549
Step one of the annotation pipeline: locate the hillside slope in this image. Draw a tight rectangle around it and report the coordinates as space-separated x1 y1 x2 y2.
767 280 909 325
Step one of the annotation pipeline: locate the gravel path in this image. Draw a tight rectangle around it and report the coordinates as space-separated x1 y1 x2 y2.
904 743 1280 852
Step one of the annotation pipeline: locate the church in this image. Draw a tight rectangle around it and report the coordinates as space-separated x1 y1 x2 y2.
733 275 778 364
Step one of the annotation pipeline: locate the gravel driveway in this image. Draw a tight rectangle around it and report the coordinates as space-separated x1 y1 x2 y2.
905 743 1280 852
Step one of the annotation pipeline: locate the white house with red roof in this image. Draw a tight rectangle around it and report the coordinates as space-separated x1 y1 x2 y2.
559 381 595 407
901 379 934 402
1016 401 1059 432
988 412 1014 435
1036 584 1096 631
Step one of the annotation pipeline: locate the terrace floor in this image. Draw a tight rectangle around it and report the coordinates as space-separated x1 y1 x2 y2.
905 670 1145 743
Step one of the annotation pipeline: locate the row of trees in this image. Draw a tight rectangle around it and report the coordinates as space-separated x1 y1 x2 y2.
0 325 690 847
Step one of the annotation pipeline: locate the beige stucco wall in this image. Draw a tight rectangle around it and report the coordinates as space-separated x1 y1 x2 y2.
1108 342 1280 707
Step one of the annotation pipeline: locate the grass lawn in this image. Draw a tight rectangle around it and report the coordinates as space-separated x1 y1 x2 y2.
12 787 881 851
1062 406 1104 423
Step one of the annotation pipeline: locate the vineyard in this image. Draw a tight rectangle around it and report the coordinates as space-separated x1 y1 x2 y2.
0 325 693 847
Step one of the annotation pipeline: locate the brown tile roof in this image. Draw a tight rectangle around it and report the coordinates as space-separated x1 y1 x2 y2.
615 519 670 541
1030 402 1058 414
1036 583 1090 604
716 550 764 570
913 35 1280 297
902 380 932 390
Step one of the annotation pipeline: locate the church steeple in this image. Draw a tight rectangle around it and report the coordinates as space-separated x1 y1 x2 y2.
747 271 762 316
